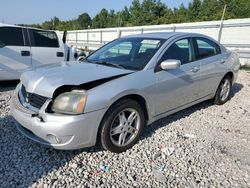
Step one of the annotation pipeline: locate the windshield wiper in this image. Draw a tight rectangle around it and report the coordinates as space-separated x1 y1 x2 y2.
94 61 125 69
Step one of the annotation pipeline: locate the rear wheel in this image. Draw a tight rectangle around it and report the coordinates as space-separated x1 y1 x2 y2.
99 99 145 153
214 76 232 105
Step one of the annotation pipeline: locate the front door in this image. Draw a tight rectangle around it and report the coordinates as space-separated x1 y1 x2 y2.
154 37 201 116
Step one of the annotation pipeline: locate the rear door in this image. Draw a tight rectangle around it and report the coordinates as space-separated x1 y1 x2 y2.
154 37 202 115
28 29 65 67
193 37 226 97
0 26 31 80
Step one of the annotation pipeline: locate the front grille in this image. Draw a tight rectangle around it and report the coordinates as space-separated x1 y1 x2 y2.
28 93 48 109
20 85 49 109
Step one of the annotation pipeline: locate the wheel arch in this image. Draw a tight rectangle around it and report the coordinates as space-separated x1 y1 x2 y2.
213 71 234 98
217 71 234 89
224 71 234 81
96 93 149 147
103 94 149 122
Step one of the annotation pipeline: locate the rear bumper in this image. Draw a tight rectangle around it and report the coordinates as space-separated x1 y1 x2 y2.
233 67 239 84
231 52 241 84
10 90 107 150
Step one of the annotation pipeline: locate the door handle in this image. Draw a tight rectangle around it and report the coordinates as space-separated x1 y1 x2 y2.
21 51 30 56
220 59 226 64
191 66 200 73
57 52 64 57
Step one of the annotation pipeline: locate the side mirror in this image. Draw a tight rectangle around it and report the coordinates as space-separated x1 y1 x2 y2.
160 59 181 70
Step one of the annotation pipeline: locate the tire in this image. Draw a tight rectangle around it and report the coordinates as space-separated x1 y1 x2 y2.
214 75 232 105
99 99 145 153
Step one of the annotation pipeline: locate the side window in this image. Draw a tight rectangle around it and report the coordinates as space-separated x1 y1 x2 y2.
0 27 24 46
30 29 59 48
161 38 193 65
195 37 221 59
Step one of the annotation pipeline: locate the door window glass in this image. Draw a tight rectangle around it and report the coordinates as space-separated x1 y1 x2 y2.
31 29 59 47
0 27 24 46
196 37 221 59
161 38 193 65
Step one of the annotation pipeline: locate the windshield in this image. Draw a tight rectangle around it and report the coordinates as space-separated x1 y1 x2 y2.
86 37 166 70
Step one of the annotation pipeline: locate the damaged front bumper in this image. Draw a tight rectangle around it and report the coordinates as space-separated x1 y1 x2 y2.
10 88 107 150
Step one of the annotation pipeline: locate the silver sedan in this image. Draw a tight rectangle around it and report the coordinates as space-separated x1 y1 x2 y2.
11 32 240 153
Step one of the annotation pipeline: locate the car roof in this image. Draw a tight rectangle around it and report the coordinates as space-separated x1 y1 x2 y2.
0 23 57 32
0 23 18 27
120 32 222 47
121 32 194 39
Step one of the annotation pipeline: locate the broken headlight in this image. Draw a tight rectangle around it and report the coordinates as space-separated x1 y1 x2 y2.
52 90 87 115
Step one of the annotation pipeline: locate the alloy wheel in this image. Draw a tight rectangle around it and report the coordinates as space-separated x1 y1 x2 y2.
220 79 231 101
110 108 140 147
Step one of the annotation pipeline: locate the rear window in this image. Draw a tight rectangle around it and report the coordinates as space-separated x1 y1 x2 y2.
0 27 24 46
30 29 59 48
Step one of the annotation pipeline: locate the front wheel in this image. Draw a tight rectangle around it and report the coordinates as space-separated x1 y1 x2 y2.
214 76 232 105
99 99 145 153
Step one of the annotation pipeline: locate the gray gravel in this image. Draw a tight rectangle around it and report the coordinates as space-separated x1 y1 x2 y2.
1 71 250 188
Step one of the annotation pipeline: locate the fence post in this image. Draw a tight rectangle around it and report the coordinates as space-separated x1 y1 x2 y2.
75 31 78 48
117 29 121 38
100 30 103 45
87 30 89 44
218 4 227 42
173 25 176 32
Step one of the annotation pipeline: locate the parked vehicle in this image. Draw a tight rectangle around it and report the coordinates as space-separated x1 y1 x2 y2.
11 32 240 153
0 23 77 80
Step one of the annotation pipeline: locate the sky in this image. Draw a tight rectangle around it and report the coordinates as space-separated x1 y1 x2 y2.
0 0 191 25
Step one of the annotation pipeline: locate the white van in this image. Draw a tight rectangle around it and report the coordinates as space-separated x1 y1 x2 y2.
0 24 76 81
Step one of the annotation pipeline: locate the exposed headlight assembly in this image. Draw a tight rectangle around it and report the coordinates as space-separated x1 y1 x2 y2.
52 90 87 115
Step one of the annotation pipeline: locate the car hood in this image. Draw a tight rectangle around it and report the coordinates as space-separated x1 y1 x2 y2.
21 61 134 98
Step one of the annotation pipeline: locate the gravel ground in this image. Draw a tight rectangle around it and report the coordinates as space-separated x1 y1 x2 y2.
0 71 250 188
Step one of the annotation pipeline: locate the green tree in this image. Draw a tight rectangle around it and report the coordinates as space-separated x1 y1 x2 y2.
129 0 143 25
41 20 53 30
118 6 131 26
141 0 168 25
92 9 110 28
188 0 202 21
41 16 60 30
172 4 188 23
77 13 91 29
53 17 60 28
129 0 171 26
197 0 221 21
20 0 250 30
108 10 117 27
